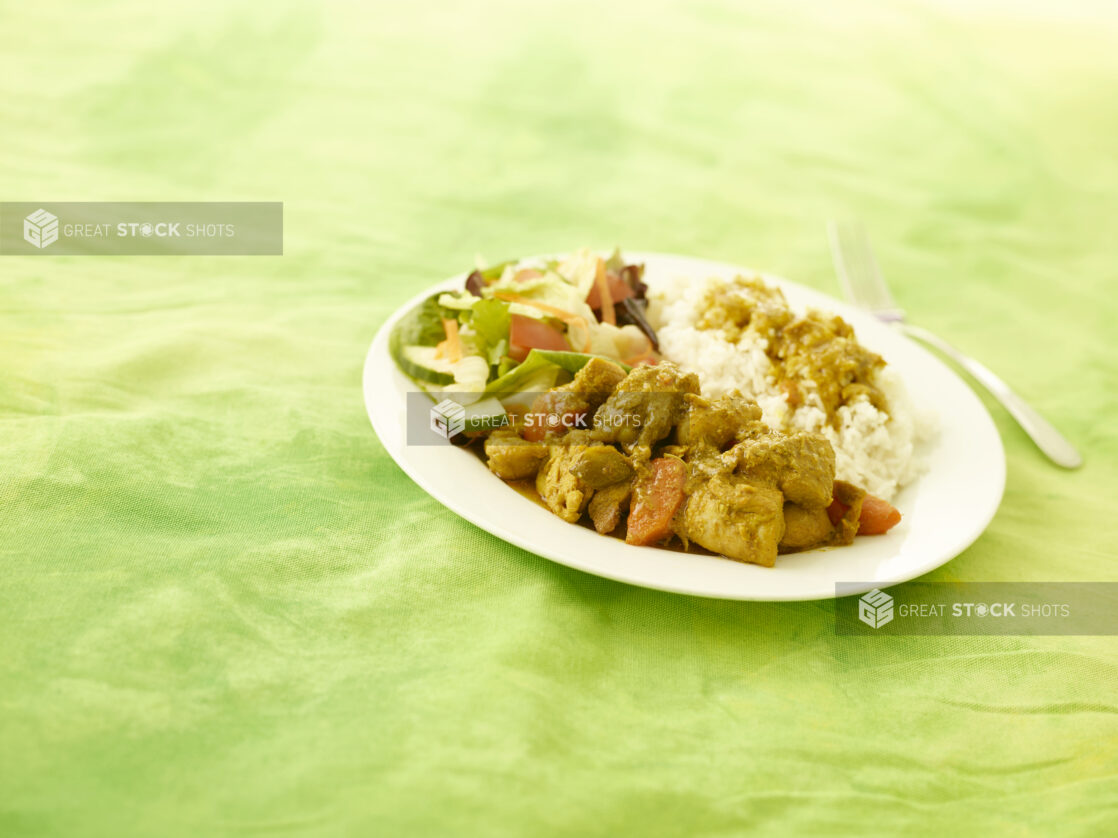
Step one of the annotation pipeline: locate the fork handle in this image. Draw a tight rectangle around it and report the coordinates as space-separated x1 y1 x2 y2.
900 323 1083 469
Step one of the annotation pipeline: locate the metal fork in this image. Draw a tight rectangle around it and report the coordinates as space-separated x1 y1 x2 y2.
827 221 1082 469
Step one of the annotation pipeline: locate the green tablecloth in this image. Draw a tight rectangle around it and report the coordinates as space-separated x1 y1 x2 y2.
3 2 1116 834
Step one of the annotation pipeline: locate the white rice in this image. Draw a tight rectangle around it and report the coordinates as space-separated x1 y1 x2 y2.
647 275 936 501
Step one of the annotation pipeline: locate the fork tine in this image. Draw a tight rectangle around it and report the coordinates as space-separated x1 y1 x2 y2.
826 220 856 302
828 221 872 304
853 224 885 298
827 220 904 320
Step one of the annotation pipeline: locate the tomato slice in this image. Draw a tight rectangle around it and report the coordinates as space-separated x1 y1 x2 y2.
508 314 571 362
586 273 636 310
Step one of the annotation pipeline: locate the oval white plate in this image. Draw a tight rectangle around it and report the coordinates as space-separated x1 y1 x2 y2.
363 252 1005 601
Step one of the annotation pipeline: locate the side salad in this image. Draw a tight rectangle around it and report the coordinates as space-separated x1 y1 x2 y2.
389 249 659 402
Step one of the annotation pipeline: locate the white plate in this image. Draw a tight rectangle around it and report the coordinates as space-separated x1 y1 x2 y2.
363 252 1005 601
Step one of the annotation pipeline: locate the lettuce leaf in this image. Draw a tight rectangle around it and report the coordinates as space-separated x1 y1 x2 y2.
485 271 594 323
436 290 479 311
484 349 629 395
470 298 511 366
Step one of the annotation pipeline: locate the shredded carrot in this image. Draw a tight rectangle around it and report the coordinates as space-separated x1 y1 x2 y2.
594 257 616 326
492 292 593 352
434 317 462 362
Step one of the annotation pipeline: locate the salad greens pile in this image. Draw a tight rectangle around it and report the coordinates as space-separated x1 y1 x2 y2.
389 249 657 404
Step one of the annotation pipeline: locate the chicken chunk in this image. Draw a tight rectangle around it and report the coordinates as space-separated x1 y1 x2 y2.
522 389 590 442
677 393 763 450
571 445 633 489
588 482 631 534
592 362 700 451
522 359 628 442
829 480 866 545
484 428 548 480
536 444 594 523
779 503 834 553
560 357 628 408
681 474 785 567
724 431 835 508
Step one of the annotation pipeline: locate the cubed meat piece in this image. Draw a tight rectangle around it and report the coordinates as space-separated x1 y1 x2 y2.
826 480 867 545
725 431 835 508
571 445 634 489
536 444 594 523
522 389 590 442
592 362 700 451
681 475 785 567
484 428 549 480
779 502 834 553
560 357 628 408
677 393 763 450
588 481 631 534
